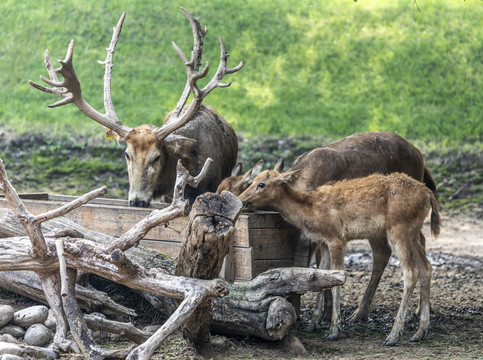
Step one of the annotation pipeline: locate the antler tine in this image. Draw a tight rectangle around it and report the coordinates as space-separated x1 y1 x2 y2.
171 8 208 119
155 10 243 140
30 12 132 139
98 12 126 122
201 37 244 94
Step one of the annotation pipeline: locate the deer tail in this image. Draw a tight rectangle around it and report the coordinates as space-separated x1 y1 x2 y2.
423 165 438 199
430 192 441 238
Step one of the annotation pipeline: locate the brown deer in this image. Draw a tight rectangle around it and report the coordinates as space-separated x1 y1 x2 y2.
30 9 243 207
216 159 265 195
239 170 440 345
216 132 438 330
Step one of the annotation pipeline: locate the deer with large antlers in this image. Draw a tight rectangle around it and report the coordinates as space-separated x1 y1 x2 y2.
239 170 440 346
30 8 243 207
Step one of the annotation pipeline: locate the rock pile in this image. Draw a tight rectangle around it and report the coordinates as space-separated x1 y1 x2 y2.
0 304 57 359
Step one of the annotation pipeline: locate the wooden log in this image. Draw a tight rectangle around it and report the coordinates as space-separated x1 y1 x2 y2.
174 191 242 351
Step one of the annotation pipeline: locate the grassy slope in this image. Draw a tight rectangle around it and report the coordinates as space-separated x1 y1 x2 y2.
0 0 481 143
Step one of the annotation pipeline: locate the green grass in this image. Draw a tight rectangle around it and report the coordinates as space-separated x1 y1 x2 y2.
0 0 481 143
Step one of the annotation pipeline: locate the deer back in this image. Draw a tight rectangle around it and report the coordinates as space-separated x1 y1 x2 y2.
289 132 426 192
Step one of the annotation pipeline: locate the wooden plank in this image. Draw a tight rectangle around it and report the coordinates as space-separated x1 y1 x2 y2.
139 239 180 258
249 228 299 260
47 194 169 209
293 235 311 267
0 198 187 242
238 211 295 229
234 214 297 248
233 247 253 281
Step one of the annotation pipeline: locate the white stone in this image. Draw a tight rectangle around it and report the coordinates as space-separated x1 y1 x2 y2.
0 354 23 360
44 309 56 330
0 306 14 328
0 334 17 344
0 325 25 339
12 306 49 327
0 341 24 356
24 345 59 359
23 324 53 347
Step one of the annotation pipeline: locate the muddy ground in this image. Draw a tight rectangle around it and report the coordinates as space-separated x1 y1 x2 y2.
0 133 481 359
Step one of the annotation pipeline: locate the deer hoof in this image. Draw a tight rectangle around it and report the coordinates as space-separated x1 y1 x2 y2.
410 328 429 342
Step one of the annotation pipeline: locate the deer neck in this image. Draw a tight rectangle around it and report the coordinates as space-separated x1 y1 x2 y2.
270 184 315 231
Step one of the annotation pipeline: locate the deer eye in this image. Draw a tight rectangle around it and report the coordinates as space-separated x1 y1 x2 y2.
257 183 265 190
124 152 130 161
153 155 161 164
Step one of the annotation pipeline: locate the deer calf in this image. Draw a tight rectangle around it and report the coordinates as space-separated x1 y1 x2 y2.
239 170 440 345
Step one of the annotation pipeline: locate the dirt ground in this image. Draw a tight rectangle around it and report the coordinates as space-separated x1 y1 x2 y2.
146 212 482 360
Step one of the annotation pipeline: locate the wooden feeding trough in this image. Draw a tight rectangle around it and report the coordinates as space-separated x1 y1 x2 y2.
0 193 306 282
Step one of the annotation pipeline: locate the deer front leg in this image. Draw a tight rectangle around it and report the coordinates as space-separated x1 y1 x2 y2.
326 241 346 340
306 243 331 332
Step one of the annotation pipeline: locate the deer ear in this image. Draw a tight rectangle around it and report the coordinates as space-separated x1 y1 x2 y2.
244 159 264 181
276 169 301 183
273 157 285 172
162 134 197 155
231 162 243 176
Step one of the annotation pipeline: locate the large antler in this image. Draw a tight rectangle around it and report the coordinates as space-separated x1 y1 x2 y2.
154 7 244 140
29 13 132 139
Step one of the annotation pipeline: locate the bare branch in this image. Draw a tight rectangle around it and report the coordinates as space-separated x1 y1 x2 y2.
55 239 69 297
33 186 107 224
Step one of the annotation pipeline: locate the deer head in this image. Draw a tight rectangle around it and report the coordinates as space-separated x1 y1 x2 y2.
216 159 264 195
238 169 301 209
30 8 243 207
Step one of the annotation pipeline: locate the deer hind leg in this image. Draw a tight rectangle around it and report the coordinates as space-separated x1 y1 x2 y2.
326 241 346 340
347 237 391 323
306 243 331 332
410 237 432 342
414 231 428 316
384 231 420 346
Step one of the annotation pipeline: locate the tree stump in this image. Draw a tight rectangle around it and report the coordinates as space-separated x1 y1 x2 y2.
175 191 242 352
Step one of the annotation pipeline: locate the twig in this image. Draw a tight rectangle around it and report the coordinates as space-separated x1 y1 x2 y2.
55 239 69 297
448 180 472 201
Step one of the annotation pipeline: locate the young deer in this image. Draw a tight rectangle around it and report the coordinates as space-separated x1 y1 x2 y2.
216 159 265 195
239 170 440 345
